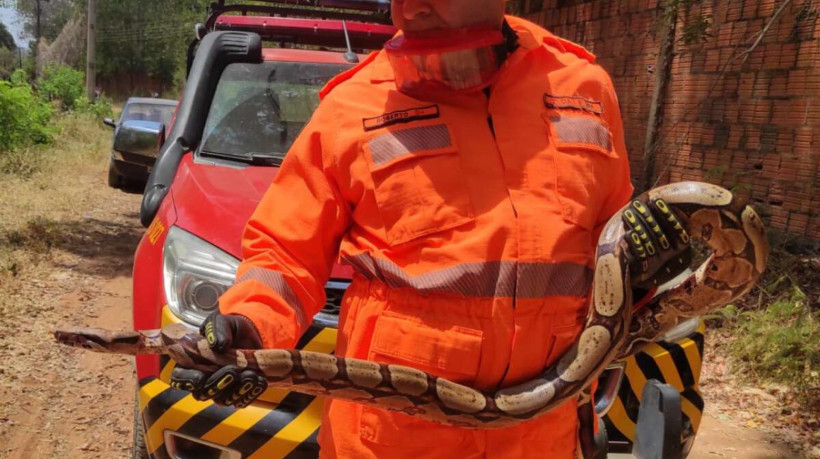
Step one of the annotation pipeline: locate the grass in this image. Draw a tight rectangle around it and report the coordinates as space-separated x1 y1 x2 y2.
0 112 112 281
708 231 820 408
0 113 111 232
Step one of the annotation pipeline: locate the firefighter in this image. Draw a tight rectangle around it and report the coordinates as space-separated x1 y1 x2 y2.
171 0 691 457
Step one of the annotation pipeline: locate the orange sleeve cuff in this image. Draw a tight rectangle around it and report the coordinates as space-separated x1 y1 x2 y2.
218 281 303 349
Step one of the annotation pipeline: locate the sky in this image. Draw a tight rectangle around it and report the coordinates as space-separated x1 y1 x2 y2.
0 5 29 47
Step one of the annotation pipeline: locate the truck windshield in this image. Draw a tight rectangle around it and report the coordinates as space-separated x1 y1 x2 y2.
199 61 350 164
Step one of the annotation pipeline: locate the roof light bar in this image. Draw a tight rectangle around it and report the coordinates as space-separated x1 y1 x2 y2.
215 0 390 13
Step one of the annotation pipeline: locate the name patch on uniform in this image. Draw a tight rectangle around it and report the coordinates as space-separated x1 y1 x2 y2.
544 94 604 115
362 105 440 131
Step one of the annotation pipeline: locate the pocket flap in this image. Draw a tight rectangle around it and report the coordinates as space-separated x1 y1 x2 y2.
545 114 615 157
370 312 483 379
365 123 457 171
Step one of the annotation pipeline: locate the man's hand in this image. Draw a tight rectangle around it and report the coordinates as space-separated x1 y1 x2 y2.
622 198 692 291
169 312 268 408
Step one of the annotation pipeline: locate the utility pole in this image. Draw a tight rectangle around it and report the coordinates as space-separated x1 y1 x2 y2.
85 0 97 100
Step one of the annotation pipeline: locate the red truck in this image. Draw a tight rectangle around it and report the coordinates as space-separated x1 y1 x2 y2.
129 2 706 458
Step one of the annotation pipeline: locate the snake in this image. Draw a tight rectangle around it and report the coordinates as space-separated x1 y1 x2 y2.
54 181 768 429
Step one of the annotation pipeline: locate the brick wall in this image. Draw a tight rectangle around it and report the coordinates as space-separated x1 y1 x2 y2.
521 0 820 240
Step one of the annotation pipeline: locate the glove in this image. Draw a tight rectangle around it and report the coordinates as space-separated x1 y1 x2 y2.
169 312 268 408
622 197 692 292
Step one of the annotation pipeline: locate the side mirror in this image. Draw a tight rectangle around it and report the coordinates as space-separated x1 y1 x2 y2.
103 117 117 128
113 120 164 159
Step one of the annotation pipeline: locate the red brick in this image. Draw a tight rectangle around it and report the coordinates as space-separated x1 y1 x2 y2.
773 99 808 125
742 1 758 20
536 0 818 242
757 0 777 17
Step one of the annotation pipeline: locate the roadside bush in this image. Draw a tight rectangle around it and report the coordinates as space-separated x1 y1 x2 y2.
10 68 29 87
721 288 818 388
75 94 114 120
38 64 85 111
0 47 17 78
0 75 55 154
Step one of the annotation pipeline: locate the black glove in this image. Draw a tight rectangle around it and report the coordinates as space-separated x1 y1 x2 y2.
622 197 692 292
170 312 268 408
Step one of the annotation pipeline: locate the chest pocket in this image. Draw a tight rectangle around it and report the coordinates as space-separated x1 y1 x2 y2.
546 113 617 230
363 122 474 245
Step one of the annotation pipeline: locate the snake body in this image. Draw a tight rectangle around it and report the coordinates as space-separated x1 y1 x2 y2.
54 182 768 428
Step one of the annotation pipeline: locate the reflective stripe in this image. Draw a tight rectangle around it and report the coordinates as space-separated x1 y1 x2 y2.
237 268 307 329
644 343 685 391
550 115 611 151
246 398 325 459
517 262 594 298
680 391 703 432
146 395 213 454
343 254 592 298
368 124 452 166
139 379 169 412
606 397 637 440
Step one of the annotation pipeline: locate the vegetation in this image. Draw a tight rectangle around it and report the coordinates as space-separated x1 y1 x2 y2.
37 64 84 109
2 0 208 89
1 65 111 176
6 0 76 43
0 70 55 157
709 233 820 408
96 0 208 88
0 109 114 277
0 22 15 49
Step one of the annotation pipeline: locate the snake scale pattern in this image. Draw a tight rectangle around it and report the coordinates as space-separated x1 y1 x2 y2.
54 181 768 428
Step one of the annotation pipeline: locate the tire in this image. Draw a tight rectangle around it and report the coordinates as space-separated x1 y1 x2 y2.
108 160 124 189
594 417 608 459
132 390 150 459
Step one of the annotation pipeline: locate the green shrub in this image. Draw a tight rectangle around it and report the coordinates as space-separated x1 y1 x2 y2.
0 79 55 153
10 68 29 87
727 287 819 389
38 65 85 111
75 94 114 120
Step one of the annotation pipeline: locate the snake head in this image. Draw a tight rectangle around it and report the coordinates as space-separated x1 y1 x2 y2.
53 327 166 355
53 327 143 354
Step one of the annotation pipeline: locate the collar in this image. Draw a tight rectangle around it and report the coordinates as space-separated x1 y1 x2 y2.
371 15 541 84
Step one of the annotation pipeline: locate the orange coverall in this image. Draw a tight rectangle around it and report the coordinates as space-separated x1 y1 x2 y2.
219 16 633 459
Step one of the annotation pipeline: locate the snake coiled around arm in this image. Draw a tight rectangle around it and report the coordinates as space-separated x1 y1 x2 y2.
54 181 769 429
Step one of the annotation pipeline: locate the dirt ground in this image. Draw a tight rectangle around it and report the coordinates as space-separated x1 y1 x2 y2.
0 127 813 458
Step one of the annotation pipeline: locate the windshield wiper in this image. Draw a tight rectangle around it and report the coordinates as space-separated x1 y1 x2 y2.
200 150 283 166
247 152 283 166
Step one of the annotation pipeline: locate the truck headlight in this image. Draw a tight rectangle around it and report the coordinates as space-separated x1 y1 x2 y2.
163 227 238 326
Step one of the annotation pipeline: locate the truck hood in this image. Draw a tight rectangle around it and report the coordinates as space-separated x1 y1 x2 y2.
172 155 274 258
171 154 352 280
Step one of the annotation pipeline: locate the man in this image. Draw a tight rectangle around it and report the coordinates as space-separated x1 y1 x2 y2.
171 0 690 457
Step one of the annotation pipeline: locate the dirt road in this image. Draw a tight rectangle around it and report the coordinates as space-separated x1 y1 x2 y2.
0 178 142 458
0 165 807 458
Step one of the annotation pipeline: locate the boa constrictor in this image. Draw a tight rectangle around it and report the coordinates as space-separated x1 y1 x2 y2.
54 181 768 429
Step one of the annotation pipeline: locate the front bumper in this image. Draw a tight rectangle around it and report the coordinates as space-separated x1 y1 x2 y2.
137 307 336 459
139 308 706 459
603 321 706 455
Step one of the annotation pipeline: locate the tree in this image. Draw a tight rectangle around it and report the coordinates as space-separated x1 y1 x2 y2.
96 0 208 86
1 0 78 45
0 22 16 49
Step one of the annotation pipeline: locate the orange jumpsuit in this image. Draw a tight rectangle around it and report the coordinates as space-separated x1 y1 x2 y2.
219 16 633 459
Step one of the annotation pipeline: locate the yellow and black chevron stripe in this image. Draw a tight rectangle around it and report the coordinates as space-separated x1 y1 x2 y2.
137 306 337 459
603 322 705 448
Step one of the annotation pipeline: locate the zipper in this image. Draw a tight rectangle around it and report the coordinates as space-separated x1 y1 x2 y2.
484 88 519 389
